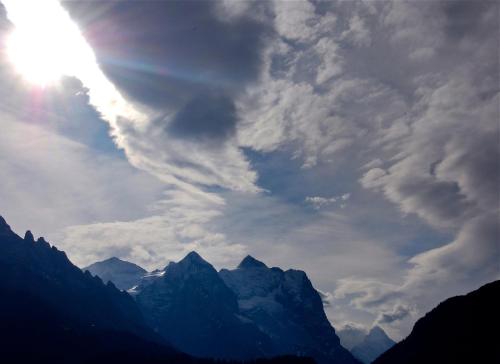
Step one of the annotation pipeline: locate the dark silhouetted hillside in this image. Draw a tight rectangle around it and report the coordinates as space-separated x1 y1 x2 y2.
373 280 500 364
0 215 315 364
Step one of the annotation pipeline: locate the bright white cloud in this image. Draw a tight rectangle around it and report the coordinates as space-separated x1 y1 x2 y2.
236 0 499 339
3 0 259 204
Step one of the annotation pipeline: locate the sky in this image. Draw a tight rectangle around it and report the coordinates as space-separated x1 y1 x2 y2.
0 0 498 340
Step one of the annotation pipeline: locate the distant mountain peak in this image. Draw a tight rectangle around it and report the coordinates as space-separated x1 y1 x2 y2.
98 256 143 267
83 257 147 291
238 255 267 269
349 325 395 364
179 251 210 266
368 326 387 338
24 230 35 242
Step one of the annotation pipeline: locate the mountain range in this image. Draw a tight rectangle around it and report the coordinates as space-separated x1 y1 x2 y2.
2 213 499 364
0 215 315 364
86 252 360 363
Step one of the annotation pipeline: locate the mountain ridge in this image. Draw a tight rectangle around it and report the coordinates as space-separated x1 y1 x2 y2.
373 280 500 364
84 257 147 290
93 251 360 363
0 214 316 364
135 250 275 360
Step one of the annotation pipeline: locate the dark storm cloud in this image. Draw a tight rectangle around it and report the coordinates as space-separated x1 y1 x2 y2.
168 92 237 141
63 1 272 141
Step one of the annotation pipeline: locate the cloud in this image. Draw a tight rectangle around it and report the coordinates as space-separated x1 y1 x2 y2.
55 203 248 271
61 1 499 341
375 304 413 325
305 193 350 210
167 92 237 141
305 196 337 210
63 1 271 110
273 0 329 42
230 0 499 339
0 0 497 343
0 114 164 239
341 14 371 47
56 0 270 199
334 0 499 339
360 159 383 171
318 289 334 307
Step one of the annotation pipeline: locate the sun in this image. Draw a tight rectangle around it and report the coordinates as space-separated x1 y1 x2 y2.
4 0 90 87
7 28 67 86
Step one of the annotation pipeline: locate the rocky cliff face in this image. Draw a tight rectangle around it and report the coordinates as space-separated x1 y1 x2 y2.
135 252 273 360
220 255 359 364
128 252 359 363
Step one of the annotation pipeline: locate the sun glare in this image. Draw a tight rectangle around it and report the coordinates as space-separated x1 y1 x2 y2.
4 0 90 87
3 0 148 128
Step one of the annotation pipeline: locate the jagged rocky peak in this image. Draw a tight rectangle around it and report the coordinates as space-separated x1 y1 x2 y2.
163 251 217 280
183 250 205 262
238 255 268 269
177 251 212 267
135 249 272 360
36 236 50 247
24 230 35 242
0 215 13 236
